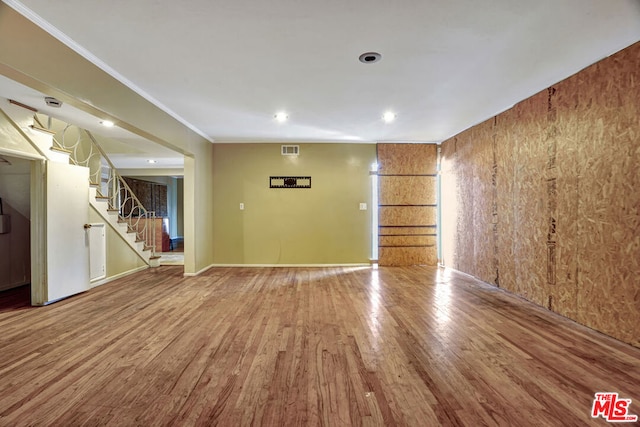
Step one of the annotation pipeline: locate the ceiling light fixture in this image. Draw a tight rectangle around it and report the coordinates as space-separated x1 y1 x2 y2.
274 112 288 123
100 120 115 127
382 112 396 123
44 97 62 108
359 52 382 64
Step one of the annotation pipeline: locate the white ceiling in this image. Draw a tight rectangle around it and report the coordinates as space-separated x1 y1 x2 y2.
0 75 185 170
2 0 640 156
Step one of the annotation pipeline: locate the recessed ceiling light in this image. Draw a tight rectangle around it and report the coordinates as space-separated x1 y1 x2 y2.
147 159 157 164
274 112 288 122
359 52 382 64
100 120 115 127
382 112 396 123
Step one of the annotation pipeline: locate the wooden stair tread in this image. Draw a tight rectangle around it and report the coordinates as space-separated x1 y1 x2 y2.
49 145 71 154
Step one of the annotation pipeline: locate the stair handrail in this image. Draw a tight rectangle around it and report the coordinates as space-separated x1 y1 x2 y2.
84 130 158 259
32 113 159 260
36 113 103 186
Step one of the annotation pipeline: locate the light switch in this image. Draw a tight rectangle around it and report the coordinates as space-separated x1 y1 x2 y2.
359 203 367 210
239 203 245 210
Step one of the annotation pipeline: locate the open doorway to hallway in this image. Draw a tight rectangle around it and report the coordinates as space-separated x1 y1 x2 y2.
119 174 184 266
0 154 32 305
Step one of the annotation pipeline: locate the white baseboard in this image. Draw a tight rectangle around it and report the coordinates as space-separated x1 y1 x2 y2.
90 265 149 288
183 263 215 277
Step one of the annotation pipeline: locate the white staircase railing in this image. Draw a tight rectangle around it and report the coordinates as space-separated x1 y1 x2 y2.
36 114 158 261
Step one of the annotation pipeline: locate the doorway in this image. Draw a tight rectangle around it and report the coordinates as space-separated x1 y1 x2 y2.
0 154 32 305
119 174 184 266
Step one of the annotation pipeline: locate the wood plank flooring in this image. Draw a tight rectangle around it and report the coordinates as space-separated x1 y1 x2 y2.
0 266 638 426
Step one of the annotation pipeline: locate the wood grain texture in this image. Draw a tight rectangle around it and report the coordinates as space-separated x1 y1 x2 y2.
550 73 580 320
379 206 436 227
377 144 438 266
493 106 519 296
456 119 498 285
377 247 437 266
511 92 548 307
378 176 436 206
573 44 640 345
440 41 640 347
379 235 435 247
377 144 437 175
1 266 638 426
379 226 435 236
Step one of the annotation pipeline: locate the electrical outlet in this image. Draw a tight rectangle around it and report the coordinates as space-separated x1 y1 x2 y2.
239 203 244 210
359 203 367 210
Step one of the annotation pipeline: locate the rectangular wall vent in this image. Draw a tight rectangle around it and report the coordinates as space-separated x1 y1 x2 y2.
281 145 299 156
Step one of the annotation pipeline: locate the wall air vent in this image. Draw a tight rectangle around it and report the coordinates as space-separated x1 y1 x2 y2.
281 145 299 156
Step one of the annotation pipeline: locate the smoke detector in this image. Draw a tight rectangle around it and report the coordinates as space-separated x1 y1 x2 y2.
44 97 62 108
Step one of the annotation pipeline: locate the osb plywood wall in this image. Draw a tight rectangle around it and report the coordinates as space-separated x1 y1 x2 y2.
441 41 640 347
377 143 437 266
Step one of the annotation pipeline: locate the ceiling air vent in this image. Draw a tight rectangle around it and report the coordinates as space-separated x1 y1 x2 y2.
281 145 299 156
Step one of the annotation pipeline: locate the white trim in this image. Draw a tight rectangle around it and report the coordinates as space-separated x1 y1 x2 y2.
90 265 148 288
183 263 215 277
0 147 44 161
88 223 106 282
3 0 213 143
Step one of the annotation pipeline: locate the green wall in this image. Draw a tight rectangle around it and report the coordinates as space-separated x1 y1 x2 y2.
212 143 376 264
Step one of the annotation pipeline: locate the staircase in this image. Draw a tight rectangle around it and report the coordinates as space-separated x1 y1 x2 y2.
34 114 159 267
89 186 157 265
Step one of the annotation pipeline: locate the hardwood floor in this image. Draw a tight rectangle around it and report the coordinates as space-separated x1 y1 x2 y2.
0 266 638 426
